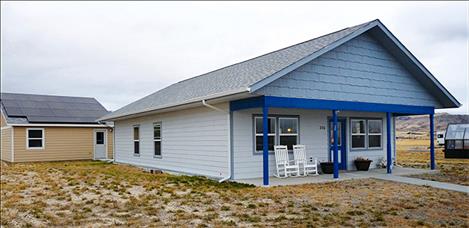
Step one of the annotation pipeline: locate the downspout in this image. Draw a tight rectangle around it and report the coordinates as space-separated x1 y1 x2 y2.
202 100 232 182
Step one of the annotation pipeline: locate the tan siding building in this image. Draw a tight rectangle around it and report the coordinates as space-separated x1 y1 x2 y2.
1 93 113 163
11 126 113 162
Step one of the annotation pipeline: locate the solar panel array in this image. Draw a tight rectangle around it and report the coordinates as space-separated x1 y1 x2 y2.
1 93 109 124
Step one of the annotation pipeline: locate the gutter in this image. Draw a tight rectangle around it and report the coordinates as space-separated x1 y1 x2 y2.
201 100 232 183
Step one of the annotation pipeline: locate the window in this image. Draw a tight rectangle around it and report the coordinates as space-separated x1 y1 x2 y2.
368 120 382 148
351 120 366 149
96 132 104 145
255 117 276 151
133 126 140 155
27 128 44 149
154 122 162 157
351 119 383 150
254 116 299 153
279 118 298 150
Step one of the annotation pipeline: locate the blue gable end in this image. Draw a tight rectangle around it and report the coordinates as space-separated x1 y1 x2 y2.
255 33 443 108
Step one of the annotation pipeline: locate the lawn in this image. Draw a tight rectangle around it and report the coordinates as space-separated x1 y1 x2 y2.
396 138 469 186
1 161 468 227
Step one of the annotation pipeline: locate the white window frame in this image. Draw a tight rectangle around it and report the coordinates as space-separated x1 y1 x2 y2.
254 116 276 153
278 117 299 150
351 119 366 150
26 128 45 150
367 119 383 149
153 122 162 158
133 125 140 155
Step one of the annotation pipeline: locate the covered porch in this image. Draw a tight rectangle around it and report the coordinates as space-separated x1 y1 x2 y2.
230 95 436 186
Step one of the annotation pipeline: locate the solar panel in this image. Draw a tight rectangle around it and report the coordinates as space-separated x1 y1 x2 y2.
1 93 109 124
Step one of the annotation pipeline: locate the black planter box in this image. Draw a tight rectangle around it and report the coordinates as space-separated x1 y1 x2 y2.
354 160 372 171
320 162 334 174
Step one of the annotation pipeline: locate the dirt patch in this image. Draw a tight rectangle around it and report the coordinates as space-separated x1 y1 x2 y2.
1 160 468 227
397 138 469 186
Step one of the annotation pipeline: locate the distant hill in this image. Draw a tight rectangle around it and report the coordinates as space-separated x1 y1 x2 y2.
396 113 469 138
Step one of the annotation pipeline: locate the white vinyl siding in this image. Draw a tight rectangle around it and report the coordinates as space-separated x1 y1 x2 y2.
114 103 229 178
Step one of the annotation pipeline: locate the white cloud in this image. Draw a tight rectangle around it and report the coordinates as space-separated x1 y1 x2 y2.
1 1 468 113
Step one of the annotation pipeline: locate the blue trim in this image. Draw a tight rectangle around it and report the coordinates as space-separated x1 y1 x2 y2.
332 110 339 179
386 112 392 174
430 114 435 170
230 96 264 112
262 105 269 186
230 96 435 114
265 96 434 114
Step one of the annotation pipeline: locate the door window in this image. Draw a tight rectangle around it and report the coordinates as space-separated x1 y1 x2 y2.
330 122 342 146
96 132 104 145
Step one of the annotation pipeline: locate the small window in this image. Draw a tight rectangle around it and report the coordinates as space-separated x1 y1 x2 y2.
154 122 162 157
368 120 382 148
279 118 299 150
351 120 366 149
455 140 463 149
96 132 104 145
133 126 140 155
255 117 276 152
27 128 44 149
464 140 469 150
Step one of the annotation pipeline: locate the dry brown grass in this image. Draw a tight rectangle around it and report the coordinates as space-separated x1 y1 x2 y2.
397 138 469 186
1 160 468 227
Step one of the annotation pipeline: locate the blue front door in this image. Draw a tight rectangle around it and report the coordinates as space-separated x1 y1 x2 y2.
329 118 347 170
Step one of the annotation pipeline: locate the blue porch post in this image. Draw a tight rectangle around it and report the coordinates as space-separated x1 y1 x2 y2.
262 105 269 186
332 110 339 179
386 112 392 174
430 114 435 170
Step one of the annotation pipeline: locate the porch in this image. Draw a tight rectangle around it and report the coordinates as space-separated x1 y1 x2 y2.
230 96 436 186
235 167 437 187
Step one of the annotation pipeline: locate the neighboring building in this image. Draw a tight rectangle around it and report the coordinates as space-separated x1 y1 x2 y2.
1 93 113 162
100 19 460 185
444 124 469 158
436 131 445 146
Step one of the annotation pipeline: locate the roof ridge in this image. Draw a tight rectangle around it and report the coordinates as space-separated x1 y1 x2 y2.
176 19 376 85
1 92 95 100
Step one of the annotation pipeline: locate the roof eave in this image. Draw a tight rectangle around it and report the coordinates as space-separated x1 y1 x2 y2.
99 89 251 121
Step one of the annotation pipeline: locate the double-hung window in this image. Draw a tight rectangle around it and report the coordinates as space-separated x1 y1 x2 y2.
255 117 276 151
27 128 44 149
351 119 383 150
153 122 162 157
351 120 366 149
279 118 299 150
133 125 140 155
368 120 383 148
254 116 299 153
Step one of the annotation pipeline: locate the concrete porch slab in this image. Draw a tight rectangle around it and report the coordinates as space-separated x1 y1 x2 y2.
234 167 437 187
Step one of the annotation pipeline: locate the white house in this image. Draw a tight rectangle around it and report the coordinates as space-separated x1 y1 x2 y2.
99 19 460 185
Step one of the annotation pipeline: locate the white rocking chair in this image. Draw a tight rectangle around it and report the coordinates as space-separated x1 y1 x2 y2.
293 145 318 176
274 145 300 178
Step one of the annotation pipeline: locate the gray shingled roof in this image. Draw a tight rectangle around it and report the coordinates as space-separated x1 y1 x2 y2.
1 93 109 124
102 20 374 120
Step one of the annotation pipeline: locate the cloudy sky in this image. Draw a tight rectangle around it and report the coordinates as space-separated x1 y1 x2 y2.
1 1 468 114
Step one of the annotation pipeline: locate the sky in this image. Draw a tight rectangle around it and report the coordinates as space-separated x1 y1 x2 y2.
1 1 468 114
